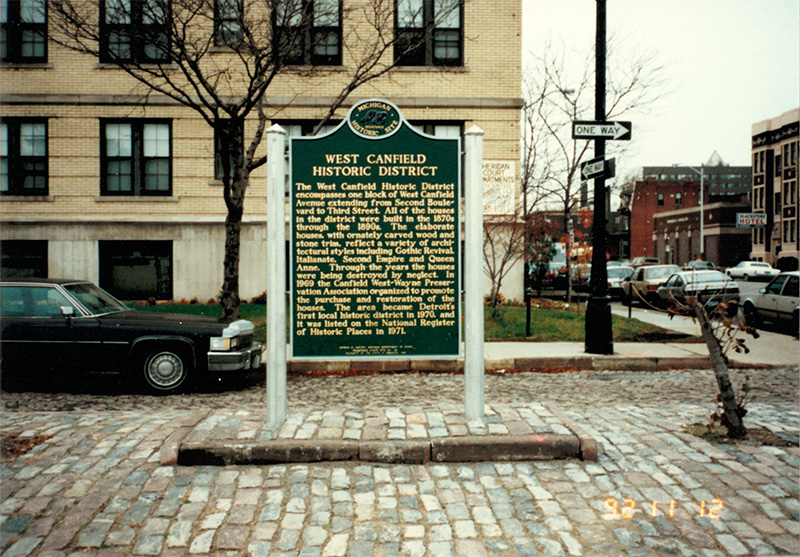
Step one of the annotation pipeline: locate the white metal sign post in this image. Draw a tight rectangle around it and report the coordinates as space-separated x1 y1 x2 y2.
464 126 485 420
266 124 287 428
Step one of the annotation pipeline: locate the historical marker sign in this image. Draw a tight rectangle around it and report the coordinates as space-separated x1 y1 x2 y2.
290 100 461 359
572 120 632 141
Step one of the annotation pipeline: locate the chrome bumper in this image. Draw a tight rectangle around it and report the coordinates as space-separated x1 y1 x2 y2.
208 342 264 372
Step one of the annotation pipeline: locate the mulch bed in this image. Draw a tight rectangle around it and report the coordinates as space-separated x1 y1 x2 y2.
686 423 796 447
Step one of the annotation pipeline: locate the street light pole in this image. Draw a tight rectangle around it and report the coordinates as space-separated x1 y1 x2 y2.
681 164 705 259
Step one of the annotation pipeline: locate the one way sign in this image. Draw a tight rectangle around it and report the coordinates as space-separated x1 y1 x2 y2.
572 120 632 141
581 156 615 181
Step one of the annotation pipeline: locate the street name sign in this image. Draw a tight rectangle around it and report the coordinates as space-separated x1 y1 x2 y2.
580 156 616 181
572 120 632 141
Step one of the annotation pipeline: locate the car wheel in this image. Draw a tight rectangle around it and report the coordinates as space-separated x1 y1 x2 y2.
622 291 631 307
742 274 749 282
742 302 760 328
140 346 193 394
792 310 799 337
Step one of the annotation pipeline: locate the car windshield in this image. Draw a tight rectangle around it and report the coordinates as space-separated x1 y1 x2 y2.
608 267 633 278
691 271 729 284
647 267 677 279
64 283 129 315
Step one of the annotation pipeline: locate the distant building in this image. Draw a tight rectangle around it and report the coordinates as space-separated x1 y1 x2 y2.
750 108 800 270
627 154 751 267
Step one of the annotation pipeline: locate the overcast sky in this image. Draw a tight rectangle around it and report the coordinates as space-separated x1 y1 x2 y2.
522 0 800 175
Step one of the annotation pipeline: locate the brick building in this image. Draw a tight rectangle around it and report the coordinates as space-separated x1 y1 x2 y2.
1 0 523 301
629 179 701 260
750 108 800 270
627 156 752 267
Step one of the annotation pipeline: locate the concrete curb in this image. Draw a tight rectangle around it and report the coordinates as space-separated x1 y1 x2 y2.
177 433 594 466
286 355 753 375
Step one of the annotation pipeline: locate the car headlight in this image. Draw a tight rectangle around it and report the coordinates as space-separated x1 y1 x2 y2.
210 320 253 351
210 335 241 351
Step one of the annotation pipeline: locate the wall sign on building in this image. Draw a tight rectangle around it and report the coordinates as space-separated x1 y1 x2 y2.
483 161 515 215
290 99 461 359
737 213 767 228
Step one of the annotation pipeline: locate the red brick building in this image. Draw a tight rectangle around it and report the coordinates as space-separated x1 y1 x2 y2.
629 180 701 259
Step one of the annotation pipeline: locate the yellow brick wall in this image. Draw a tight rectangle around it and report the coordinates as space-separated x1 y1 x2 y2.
1 0 522 299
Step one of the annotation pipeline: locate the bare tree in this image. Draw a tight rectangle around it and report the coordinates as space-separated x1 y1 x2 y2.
522 38 667 302
663 289 755 439
49 0 461 320
483 207 526 317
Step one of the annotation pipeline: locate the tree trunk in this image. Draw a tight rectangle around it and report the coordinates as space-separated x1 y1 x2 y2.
220 214 242 322
693 302 747 439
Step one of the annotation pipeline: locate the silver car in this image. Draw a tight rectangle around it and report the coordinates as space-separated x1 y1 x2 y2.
741 271 799 332
656 270 739 309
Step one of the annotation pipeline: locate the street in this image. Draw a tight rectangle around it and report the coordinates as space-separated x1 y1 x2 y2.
2 363 799 556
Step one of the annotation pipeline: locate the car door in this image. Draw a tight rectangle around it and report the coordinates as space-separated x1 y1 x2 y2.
775 275 799 322
0 285 102 375
757 275 788 321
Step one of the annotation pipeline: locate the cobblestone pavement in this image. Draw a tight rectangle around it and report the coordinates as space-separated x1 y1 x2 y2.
1 367 799 556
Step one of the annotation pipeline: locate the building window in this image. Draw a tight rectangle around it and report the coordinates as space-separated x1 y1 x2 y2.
100 0 170 63
274 0 341 66
656 193 664 206
675 192 682 206
99 240 172 300
1 0 47 63
775 192 781 215
214 119 244 180
395 0 462 66
280 120 340 192
783 181 796 206
0 239 47 278
101 120 171 196
215 0 242 47
784 219 796 244
1 119 48 196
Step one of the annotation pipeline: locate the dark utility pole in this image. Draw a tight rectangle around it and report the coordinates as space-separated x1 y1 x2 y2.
584 0 613 354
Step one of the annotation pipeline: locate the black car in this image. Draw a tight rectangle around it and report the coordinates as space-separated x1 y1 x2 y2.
0 278 263 393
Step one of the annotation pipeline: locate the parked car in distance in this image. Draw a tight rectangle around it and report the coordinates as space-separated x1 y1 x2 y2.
621 264 681 307
656 270 739 310
740 271 799 332
725 261 780 281
0 278 263 393
683 260 716 271
629 256 660 268
607 266 634 298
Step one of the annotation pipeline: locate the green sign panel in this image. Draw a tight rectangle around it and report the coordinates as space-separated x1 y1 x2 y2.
291 99 460 358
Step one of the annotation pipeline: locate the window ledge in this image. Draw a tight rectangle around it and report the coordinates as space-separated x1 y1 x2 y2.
208 179 224 187
0 195 54 201
394 65 467 72
95 196 179 202
0 62 53 70
94 62 178 70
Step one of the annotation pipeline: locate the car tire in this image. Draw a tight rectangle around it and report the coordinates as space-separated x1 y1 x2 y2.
742 274 749 282
622 291 631 307
742 302 760 328
139 346 193 395
792 310 799 337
